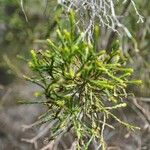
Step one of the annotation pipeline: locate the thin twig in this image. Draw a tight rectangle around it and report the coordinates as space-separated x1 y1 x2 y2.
40 140 55 150
20 0 28 22
22 121 56 149
106 0 131 51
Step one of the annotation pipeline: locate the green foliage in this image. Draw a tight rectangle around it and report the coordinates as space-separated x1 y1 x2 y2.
23 11 141 149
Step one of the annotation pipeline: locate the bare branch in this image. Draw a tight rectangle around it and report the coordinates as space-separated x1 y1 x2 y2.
20 0 28 22
58 0 143 41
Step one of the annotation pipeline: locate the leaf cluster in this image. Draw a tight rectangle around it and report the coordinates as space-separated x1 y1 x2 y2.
24 11 141 149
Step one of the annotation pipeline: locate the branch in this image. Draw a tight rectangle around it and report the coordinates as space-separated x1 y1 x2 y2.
20 0 28 22
22 121 56 149
106 0 131 51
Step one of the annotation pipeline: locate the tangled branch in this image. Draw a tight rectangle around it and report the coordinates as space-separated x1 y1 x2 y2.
58 0 144 40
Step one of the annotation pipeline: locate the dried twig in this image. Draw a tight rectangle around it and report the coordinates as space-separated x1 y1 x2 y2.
58 0 143 41
40 140 55 150
22 121 56 149
20 0 28 22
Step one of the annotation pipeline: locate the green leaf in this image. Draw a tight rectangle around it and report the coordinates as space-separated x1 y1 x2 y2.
89 80 114 89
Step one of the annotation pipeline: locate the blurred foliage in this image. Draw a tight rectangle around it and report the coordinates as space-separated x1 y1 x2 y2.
0 0 58 82
0 0 57 60
122 1 150 96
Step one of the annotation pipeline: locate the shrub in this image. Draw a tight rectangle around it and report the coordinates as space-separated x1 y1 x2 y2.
23 11 141 149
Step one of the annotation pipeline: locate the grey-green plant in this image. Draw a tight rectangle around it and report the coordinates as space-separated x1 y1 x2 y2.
22 11 141 149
